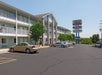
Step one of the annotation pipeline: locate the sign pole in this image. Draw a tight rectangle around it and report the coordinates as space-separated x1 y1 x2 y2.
72 19 82 44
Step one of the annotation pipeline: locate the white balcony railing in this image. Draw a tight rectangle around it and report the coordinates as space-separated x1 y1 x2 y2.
17 29 28 35
0 16 16 23
1 27 16 34
0 16 31 26
0 27 28 35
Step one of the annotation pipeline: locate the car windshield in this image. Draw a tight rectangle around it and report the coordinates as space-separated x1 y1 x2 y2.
28 42 35 45
62 42 68 44
96 41 102 44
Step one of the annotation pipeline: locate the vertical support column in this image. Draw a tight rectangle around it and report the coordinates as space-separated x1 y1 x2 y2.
55 23 57 43
42 17 45 46
52 16 54 44
101 32 102 42
28 16 31 42
16 10 18 45
75 32 77 37
47 15 50 45
75 32 80 44
100 23 102 42
75 32 77 44
78 32 80 44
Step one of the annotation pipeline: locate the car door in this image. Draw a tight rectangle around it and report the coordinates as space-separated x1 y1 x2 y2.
19 43 27 52
56 43 60 47
59 42 62 47
57 42 61 47
21 43 28 52
14 43 22 51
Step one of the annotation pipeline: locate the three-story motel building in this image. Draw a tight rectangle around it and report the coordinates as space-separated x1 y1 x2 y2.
0 1 71 48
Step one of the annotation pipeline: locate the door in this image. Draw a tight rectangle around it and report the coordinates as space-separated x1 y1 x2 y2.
14 43 24 51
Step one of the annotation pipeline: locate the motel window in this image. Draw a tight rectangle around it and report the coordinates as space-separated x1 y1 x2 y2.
0 9 3 16
14 26 16 30
2 38 6 44
14 38 16 43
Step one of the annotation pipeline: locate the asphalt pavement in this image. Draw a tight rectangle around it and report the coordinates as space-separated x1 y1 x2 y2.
0 45 102 75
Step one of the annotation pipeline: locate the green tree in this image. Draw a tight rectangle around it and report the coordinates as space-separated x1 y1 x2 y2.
72 34 75 41
90 34 99 43
58 34 67 41
58 34 75 42
67 34 75 41
30 21 45 44
81 38 93 44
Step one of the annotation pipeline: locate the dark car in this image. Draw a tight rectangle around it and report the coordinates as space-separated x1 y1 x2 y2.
51 42 68 48
95 41 102 48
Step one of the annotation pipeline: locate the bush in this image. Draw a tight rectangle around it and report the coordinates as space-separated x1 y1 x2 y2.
81 38 93 44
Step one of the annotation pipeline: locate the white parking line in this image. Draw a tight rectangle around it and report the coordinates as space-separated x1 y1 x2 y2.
68 46 73 48
0 57 16 64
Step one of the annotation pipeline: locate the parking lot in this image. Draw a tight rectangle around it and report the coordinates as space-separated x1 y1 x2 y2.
0 57 16 64
0 45 102 75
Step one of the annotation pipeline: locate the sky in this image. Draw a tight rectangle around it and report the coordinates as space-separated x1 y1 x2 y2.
1 0 102 38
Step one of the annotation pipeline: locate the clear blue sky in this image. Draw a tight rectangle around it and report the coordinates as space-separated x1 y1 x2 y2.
1 0 102 38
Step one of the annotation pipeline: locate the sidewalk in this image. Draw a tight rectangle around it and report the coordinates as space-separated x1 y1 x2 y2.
0 48 9 54
38 45 50 48
0 46 49 54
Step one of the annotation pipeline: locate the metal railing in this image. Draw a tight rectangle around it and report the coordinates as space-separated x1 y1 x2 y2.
0 27 28 35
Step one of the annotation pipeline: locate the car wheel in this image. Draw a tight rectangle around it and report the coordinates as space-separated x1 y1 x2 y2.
34 50 38 53
100 46 102 48
10 48 14 52
25 49 30 54
52 45 54 47
61 45 64 48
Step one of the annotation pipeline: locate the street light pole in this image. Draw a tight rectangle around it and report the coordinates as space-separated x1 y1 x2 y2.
100 22 102 42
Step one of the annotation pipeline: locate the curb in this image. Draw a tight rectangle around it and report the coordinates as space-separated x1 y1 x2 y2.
39 46 50 48
0 48 9 54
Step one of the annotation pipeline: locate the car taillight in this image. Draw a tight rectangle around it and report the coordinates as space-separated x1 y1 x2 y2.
32 45 35 48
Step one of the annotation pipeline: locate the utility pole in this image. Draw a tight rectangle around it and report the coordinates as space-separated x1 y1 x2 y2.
100 21 102 42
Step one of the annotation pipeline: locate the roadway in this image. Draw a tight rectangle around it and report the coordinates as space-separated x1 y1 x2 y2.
0 45 102 75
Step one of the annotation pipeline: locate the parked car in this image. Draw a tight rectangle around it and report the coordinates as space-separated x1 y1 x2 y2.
71 42 76 45
9 42 39 54
51 42 68 48
62 41 72 47
95 41 102 48
62 41 76 46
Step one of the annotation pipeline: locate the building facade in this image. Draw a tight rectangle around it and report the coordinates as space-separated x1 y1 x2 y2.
57 26 71 39
0 1 71 48
57 26 71 34
0 1 37 48
35 13 57 45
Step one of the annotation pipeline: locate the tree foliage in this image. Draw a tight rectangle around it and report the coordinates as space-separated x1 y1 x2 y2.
58 34 75 41
58 34 67 41
67 34 75 41
90 34 99 43
81 38 93 44
30 21 45 44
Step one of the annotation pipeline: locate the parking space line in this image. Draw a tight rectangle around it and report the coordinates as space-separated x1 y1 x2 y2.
0 57 16 64
68 46 73 48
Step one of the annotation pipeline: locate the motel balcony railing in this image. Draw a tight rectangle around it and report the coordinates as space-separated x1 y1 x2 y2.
0 27 28 35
